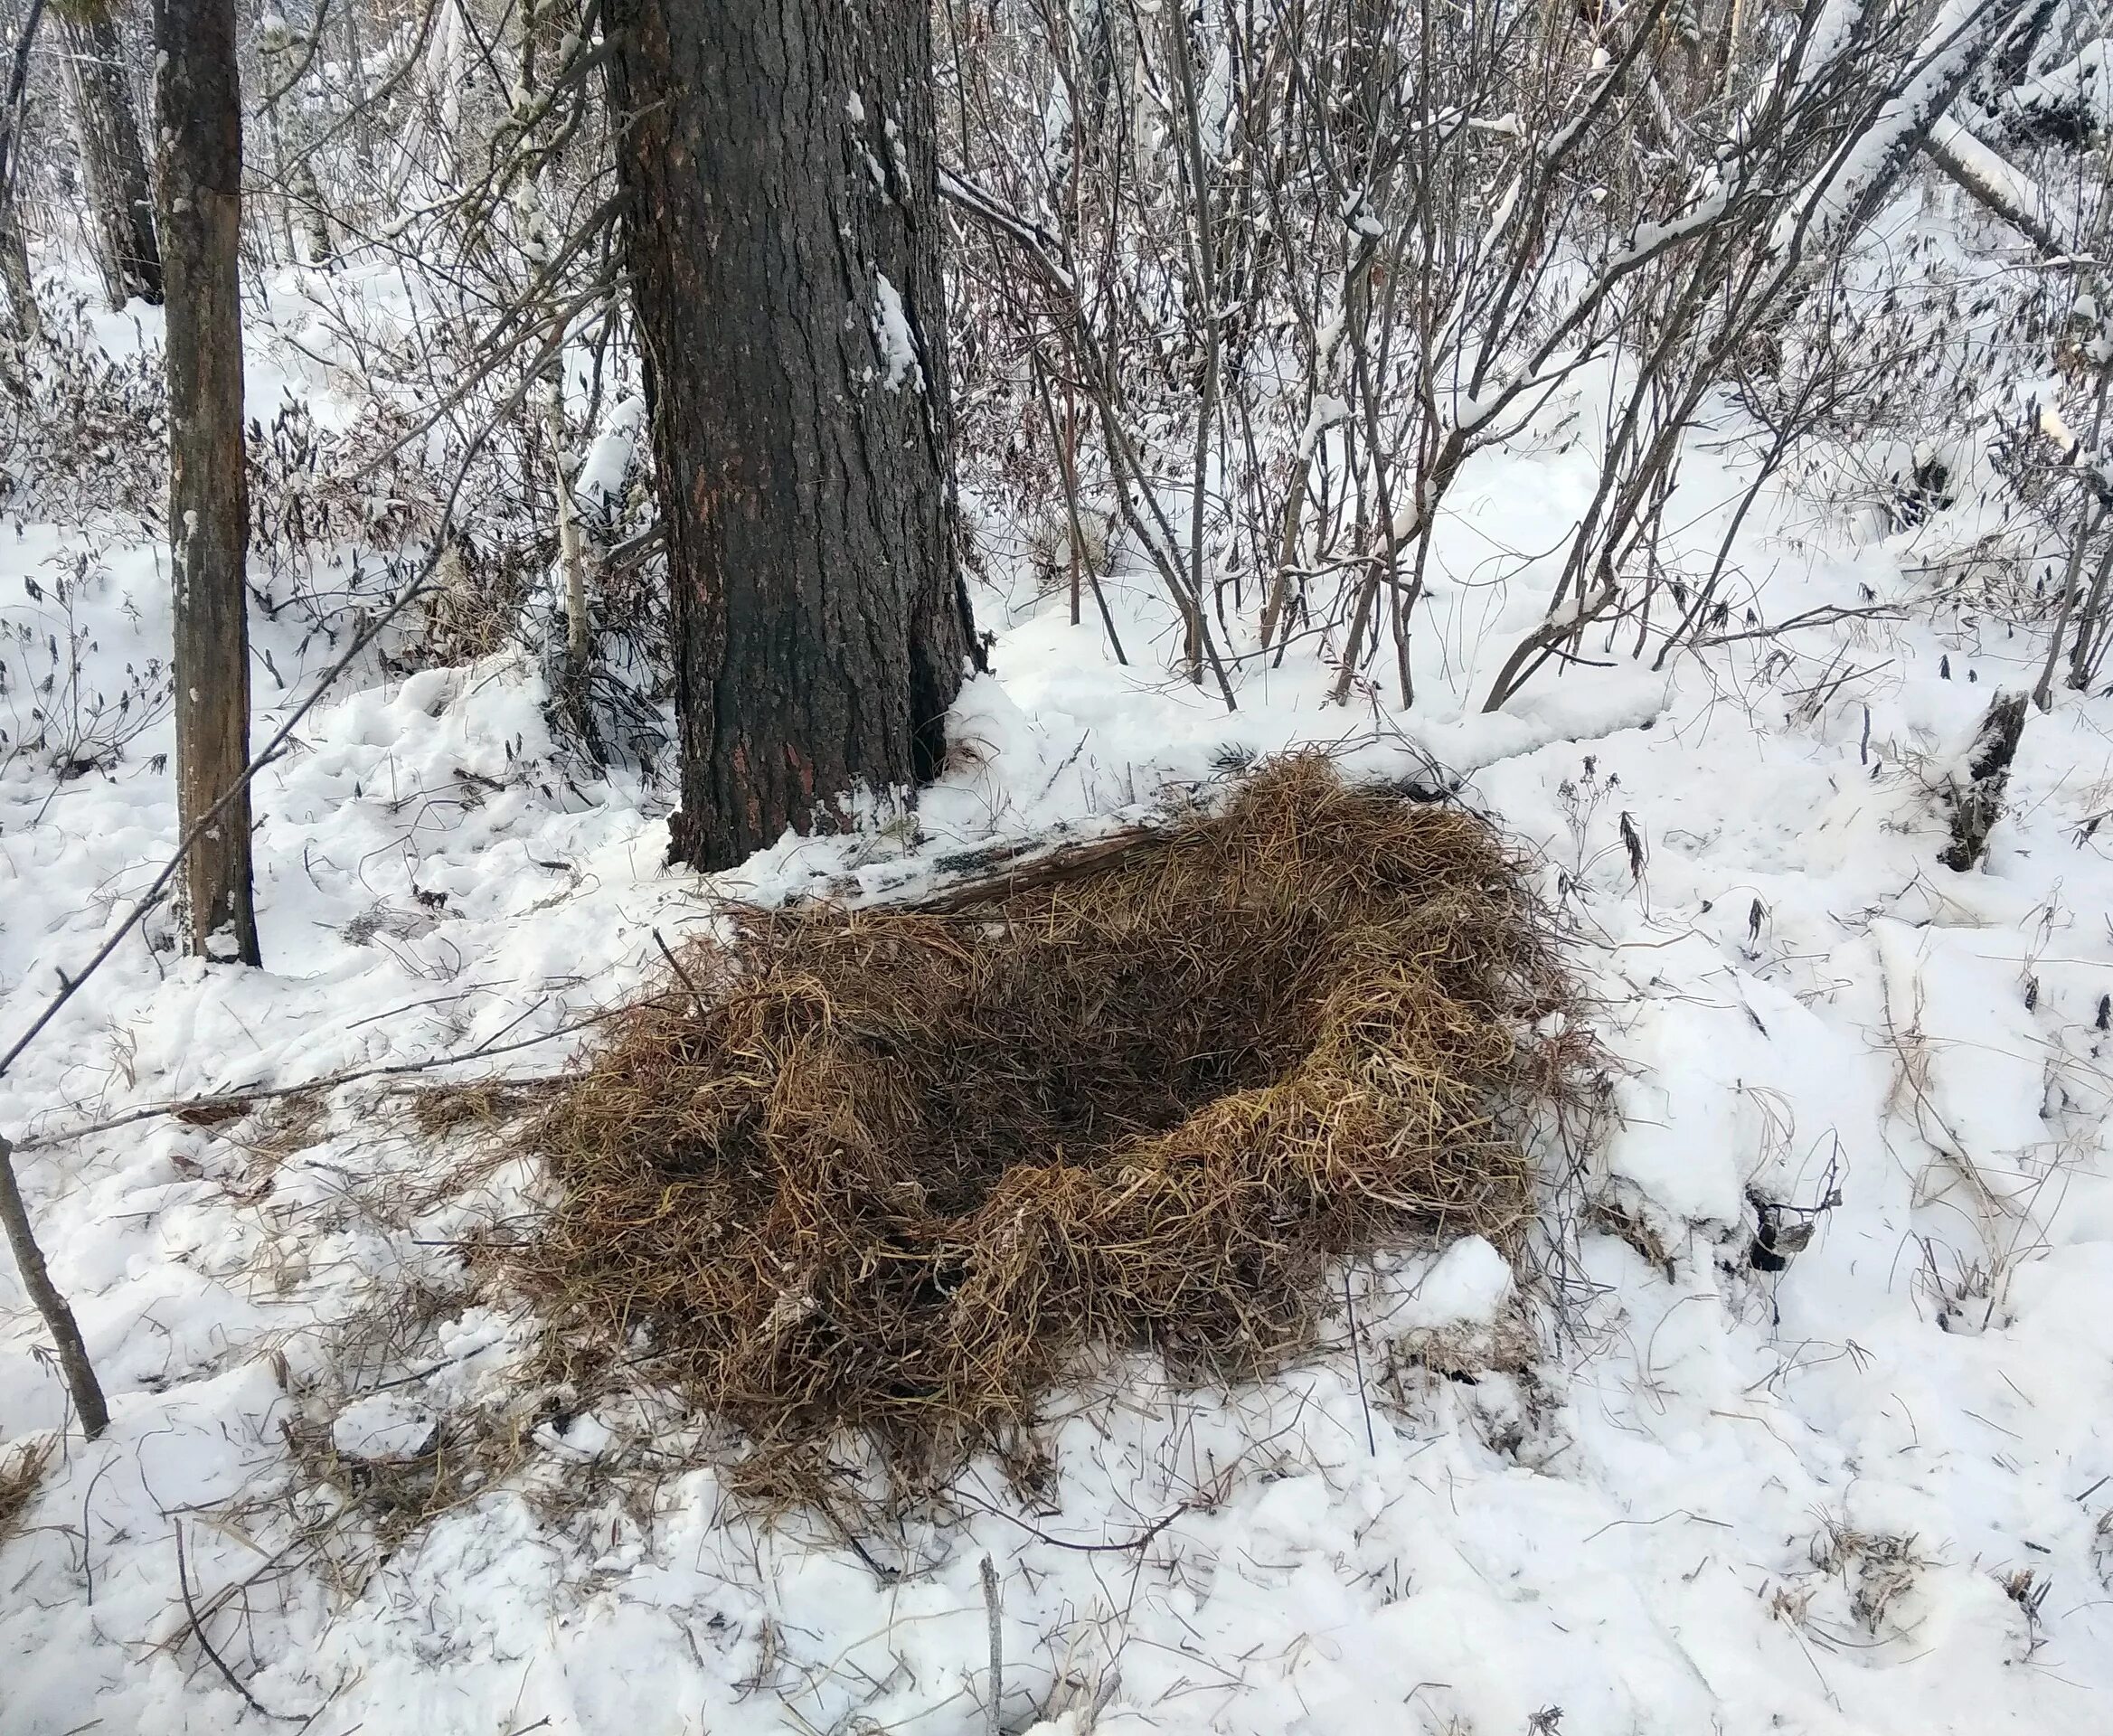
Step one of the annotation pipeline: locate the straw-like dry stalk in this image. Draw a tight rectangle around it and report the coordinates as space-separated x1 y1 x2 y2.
519 757 1580 1496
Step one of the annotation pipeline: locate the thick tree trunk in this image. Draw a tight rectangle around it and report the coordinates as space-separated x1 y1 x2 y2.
61 3 162 307
606 0 979 872
152 0 258 963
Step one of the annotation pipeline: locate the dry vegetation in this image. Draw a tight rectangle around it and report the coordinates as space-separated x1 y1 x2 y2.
516 758 1586 1497
0 1433 52 1546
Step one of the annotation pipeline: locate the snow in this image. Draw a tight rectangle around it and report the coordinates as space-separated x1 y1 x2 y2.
573 392 645 512
2010 39 2112 135
332 1392 439 1461
1340 188 1383 239
1296 393 1351 452
1771 0 1992 259
1199 43 1233 161
1393 1236 1513 1329
872 270 925 393
1929 115 2046 226
9 184 2113 1736
1606 188 1731 274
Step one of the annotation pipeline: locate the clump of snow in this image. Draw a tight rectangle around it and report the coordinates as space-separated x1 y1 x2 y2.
871 270 925 392
534 1410 612 1460
330 1393 438 1463
1397 1235 1514 1330
573 392 645 512
2009 39 2111 136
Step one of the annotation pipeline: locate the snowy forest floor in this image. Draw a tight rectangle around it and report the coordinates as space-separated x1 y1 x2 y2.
9 231 2113 1734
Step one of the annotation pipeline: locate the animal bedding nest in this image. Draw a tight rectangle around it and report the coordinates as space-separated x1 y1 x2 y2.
526 757 1575 1490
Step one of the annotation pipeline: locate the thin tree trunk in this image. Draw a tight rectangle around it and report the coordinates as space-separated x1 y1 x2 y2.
1032 352 1125 665
516 8 598 754
1167 0 1217 685
61 2 163 306
0 0 47 341
2034 498 2103 712
543 383 604 757
153 0 259 963
0 1133 109 1439
607 0 979 872
0 184 31 339
259 15 331 267
2066 533 2113 691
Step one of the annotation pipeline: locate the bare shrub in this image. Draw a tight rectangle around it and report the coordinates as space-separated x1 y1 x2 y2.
0 295 165 524
0 541 170 779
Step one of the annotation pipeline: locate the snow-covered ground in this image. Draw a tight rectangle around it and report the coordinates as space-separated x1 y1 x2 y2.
8 245 2113 1736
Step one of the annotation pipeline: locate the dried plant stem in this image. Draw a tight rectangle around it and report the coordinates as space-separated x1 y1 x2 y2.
1344 1269 1375 1458
981 1554 1004 1736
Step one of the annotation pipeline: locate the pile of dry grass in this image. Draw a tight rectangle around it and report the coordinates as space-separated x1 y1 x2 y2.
522 757 1577 1494
0 1435 53 1546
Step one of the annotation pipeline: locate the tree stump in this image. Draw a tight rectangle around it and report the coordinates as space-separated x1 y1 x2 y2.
1939 692 2028 873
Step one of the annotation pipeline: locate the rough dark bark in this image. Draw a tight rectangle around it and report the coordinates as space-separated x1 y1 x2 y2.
61 2 162 307
606 0 980 872
152 0 258 962
1938 691 2028 873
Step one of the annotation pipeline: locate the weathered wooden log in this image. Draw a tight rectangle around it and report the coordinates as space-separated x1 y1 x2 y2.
1939 691 2029 873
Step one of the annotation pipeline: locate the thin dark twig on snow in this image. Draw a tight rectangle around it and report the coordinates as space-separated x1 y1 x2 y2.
13 1009 613 1153
174 1521 301 1723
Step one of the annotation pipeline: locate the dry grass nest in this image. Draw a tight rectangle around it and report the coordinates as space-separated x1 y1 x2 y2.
520 756 1585 1495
